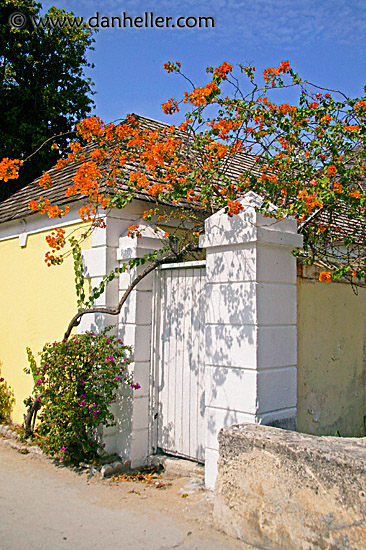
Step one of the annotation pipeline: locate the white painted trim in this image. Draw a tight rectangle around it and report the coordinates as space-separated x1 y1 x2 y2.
159 260 206 270
0 204 93 244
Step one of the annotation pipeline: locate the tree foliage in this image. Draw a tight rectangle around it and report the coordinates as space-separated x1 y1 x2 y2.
1 60 366 298
0 0 95 201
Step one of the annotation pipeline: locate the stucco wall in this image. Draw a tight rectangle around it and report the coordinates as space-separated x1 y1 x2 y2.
0 222 91 423
297 275 366 437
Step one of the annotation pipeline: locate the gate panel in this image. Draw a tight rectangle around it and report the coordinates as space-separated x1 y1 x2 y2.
154 263 206 462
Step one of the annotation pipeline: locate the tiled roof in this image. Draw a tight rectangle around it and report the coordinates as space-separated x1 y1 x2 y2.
0 114 260 224
0 114 364 244
315 204 366 243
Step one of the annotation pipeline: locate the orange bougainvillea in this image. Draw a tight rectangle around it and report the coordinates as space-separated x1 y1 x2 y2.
319 271 332 283
28 198 69 218
161 98 179 114
186 81 219 107
327 165 337 177
263 60 291 85
44 228 66 266
39 172 53 189
0 158 23 182
1 61 366 282
213 62 233 80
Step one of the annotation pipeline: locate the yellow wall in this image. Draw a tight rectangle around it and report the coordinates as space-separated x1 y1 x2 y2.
0 224 91 423
297 277 366 437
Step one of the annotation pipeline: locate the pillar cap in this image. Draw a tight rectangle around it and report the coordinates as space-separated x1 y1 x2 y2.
200 191 303 249
117 219 168 261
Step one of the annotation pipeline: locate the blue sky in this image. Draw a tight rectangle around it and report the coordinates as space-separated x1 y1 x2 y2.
40 0 366 125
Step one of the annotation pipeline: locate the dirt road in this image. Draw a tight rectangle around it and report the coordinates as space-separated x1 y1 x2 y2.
0 440 252 550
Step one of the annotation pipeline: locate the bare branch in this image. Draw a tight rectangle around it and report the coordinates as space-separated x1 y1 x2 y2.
63 241 199 340
22 131 75 163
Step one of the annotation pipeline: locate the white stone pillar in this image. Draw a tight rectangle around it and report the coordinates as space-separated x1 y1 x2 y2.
116 222 167 467
80 205 158 461
80 212 132 455
199 191 303 489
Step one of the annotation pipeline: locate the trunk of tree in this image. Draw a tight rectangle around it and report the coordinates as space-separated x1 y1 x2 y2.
63 242 199 340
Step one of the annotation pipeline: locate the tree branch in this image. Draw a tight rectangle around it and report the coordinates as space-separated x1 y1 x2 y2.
24 394 43 438
63 242 199 340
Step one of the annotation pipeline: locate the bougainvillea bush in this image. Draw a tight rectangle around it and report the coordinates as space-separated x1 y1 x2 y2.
1 60 366 292
0 368 15 423
24 331 138 464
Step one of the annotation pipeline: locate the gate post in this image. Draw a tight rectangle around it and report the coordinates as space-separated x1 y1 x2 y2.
116 222 167 467
199 191 303 489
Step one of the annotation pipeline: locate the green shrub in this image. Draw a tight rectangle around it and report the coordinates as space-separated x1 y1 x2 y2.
0 367 15 423
24 330 137 464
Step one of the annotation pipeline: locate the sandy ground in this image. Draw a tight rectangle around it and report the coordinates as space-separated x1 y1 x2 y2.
0 439 254 550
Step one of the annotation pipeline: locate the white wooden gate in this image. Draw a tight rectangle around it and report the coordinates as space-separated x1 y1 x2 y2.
151 261 206 463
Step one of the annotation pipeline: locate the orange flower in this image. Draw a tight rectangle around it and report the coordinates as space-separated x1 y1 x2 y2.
161 98 179 115
320 114 332 124
45 228 66 252
188 81 218 107
263 61 291 85
317 225 328 233
28 197 68 218
319 271 332 283
353 100 366 111
39 172 52 189
0 158 23 182
90 149 105 162
278 104 296 114
333 181 343 193
227 200 244 216
163 61 180 73
44 250 64 267
213 62 233 80
327 165 337 177
126 224 142 238
297 189 308 199
344 125 359 132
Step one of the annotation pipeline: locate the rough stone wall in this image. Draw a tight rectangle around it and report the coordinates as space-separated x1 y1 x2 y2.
214 424 366 550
